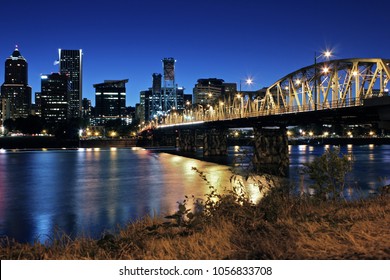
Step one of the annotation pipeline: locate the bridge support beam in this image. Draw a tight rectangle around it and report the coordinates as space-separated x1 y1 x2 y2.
178 129 196 152
252 126 289 176
203 128 228 156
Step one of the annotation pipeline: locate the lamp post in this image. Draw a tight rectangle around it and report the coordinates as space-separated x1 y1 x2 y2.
314 50 332 110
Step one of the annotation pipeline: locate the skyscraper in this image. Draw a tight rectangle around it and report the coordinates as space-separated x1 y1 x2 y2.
39 73 70 128
58 49 82 118
1 46 32 121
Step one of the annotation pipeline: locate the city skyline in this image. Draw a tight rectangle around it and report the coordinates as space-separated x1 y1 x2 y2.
1 0 390 107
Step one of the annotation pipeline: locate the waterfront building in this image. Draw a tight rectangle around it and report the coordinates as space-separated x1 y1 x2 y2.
94 79 128 124
58 49 83 119
39 73 70 128
0 46 32 121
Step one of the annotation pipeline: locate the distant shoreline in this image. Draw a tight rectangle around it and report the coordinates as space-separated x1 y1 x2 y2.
1 135 390 150
0 136 136 150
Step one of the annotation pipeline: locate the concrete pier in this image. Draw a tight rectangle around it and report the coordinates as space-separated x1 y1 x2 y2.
203 128 228 156
252 126 289 176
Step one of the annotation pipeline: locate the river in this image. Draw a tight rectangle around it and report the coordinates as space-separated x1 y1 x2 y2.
0 145 389 243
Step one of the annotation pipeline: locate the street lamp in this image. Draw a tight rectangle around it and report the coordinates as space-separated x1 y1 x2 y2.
314 50 332 110
238 78 253 117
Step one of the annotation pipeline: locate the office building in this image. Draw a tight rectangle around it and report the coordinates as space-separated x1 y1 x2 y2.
1 46 32 121
193 78 225 105
82 98 92 120
39 73 70 127
94 79 128 124
140 89 151 122
59 49 82 118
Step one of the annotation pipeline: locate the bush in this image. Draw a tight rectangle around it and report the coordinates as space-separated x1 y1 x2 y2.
301 147 353 200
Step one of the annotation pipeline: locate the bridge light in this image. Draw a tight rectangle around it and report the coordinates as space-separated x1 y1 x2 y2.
295 79 301 85
322 67 330 74
324 50 332 58
352 71 358 76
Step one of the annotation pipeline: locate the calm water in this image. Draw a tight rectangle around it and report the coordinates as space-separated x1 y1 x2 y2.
0 145 389 243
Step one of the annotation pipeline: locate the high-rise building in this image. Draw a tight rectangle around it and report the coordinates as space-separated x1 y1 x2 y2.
39 73 70 127
140 89 152 122
193 78 225 105
81 98 92 120
94 79 128 124
1 46 32 121
151 73 162 118
59 49 82 119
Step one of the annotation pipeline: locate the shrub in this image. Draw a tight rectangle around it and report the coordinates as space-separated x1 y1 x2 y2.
301 147 353 200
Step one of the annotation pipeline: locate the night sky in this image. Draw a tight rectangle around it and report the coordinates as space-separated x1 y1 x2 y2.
1 0 389 107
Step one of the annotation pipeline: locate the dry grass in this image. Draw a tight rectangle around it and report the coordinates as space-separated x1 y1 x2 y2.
1 190 389 260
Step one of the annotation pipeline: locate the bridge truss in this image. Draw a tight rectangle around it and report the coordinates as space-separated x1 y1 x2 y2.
158 58 390 126
264 58 390 113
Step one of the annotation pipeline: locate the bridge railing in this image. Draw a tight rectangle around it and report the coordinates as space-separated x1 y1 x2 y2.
160 97 366 127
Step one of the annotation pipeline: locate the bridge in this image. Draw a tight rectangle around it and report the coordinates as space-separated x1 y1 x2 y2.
140 58 390 176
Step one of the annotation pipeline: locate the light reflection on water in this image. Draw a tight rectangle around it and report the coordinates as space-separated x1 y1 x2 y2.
0 145 389 244
0 148 260 243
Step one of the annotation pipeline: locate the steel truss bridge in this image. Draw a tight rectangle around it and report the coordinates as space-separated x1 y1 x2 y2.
150 58 390 129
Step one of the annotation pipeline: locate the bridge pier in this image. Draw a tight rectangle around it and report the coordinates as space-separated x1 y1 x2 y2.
178 129 196 152
203 128 228 156
151 129 177 147
252 126 289 176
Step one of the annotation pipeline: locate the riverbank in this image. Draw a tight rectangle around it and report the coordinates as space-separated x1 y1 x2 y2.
1 184 389 260
0 136 137 150
0 136 78 149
